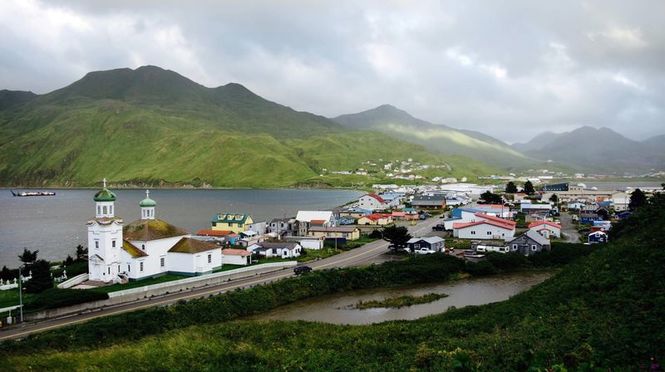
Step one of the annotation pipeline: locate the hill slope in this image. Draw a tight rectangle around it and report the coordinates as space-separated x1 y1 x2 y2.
515 126 665 173
333 104 534 168
0 66 496 187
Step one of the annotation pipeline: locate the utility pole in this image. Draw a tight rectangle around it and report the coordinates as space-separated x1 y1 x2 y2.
18 266 23 323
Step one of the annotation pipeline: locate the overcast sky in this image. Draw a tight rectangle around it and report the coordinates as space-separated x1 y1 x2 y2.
1 0 663 143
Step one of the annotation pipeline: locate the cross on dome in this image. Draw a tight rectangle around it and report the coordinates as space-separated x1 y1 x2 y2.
103 178 107 188
146 189 150 198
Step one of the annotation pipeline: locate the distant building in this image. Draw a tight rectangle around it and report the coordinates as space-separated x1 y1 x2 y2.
542 183 569 192
407 237 445 252
411 195 446 209
358 193 389 211
506 230 551 256
211 213 254 234
528 221 561 239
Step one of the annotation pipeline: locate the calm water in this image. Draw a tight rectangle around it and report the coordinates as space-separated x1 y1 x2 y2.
254 271 551 324
0 188 362 267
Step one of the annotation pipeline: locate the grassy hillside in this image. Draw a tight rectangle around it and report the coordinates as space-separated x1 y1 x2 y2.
333 104 534 169
0 66 497 187
2 192 664 370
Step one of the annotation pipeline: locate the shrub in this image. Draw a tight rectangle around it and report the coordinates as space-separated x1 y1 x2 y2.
26 288 109 312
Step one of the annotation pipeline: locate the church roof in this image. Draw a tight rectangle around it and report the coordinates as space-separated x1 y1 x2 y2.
94 187 116 202
169 238 219 254
123 218 188 241
122 240 148 258
139 197 156 207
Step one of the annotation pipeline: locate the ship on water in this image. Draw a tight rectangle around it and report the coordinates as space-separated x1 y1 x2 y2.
10 190 56 197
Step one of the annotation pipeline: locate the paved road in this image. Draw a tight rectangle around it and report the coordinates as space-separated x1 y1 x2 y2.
0 217 441 342
559 212 580 243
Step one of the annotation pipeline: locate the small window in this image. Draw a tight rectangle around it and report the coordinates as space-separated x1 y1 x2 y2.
112 240 116 248
142 244 145 250
160 257 165 267
110 206 113 214
117 265 120 272
532 245 537 251
103 206 108 214
108 267 110 274
208 254 212 263
95 240 100 249
97 206 101 215
471 231 476 235
140 262 144 272
487 231 492 235
128 264 131 272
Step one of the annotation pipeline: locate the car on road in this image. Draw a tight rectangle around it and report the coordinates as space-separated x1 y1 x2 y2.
293 266 312 275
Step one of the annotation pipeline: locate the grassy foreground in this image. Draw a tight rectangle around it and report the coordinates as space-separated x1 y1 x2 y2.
2 194 664 369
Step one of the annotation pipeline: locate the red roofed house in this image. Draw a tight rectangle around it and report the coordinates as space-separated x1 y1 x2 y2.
528 221 561 239
222 248 252 266
358 193 388 211
453 213 516 240
357 213 393 226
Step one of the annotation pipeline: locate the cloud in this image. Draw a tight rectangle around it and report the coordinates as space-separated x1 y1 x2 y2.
0 0 664 142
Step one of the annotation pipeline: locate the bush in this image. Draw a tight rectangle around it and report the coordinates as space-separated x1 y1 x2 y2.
465 260 497 276
26 288 109 312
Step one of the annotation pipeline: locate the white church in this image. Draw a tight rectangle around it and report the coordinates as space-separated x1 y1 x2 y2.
87 181 222 283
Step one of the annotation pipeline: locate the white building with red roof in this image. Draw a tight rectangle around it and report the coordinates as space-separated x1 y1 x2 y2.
528 221 561 238
358 193 388 211
453 213 516 240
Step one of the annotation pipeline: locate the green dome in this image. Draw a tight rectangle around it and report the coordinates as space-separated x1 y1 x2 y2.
139 197 156 207
94 188 116 202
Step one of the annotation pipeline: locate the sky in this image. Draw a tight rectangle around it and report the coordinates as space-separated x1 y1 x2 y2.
0 0 663 143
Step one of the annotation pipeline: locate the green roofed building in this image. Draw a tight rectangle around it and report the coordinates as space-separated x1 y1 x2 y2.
211 213 254 234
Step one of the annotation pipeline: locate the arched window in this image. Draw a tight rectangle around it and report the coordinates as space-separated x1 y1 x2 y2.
97 205 101 215
103 206 108 214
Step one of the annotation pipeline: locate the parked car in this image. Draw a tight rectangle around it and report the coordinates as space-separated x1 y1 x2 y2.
293 266 312 275
432 224 445 231
414 247 436 255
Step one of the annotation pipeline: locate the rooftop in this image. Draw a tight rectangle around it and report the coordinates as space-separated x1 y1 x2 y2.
124 218 188 241
169 237 219 254
122 240 148 258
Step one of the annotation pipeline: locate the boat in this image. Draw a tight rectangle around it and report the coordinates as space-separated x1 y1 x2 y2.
463 249 486 262
10 190 56 197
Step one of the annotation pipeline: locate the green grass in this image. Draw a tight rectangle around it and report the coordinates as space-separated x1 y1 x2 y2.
342 235 379 249
89 274 187 294
0 289 32 309
298 248 341 262
353 292 448 309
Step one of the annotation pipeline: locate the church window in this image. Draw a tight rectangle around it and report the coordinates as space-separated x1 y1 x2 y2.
97 206 101 215
128 265 131 272
140 262 144 272
103 206 108 214
208 254 211 263
95 240 99 249
112 240 116 248
117 265 120 272
110 206 113 214
142 244 145 250
160 257 165 267
108 267 110 274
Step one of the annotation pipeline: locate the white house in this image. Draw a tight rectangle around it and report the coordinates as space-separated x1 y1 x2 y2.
528 221 561 238
88 184 222 283
611 192 630 212
295 210 335 235
358 193 389 211
453 214 516 240
221 249 252 266
250 242 302 258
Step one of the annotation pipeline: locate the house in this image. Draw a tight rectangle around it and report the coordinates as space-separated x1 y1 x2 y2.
295 211 335 236
221 249 252 266
268 217 295 236
211 213 254 234
506 230 551 256
307 226 361 241
520 201 552 215
87 185 222 283
411 195 446 209
453 213 516 240
338 207 372 219
168 238 222 275
528 221 561 239
567 201 586 211
358 193 389 211
407 237 445 252
611 191 630 212
579 211 599 224
473 204 512 218
379 192 406 207
246 221 267 235
357 213 393 226
250 242 302 258
284 236 325 250
588 231 608 244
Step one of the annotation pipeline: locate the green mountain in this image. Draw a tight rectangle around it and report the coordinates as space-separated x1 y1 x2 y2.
0 66 496 188
332 104 533 169
514 126 665 173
